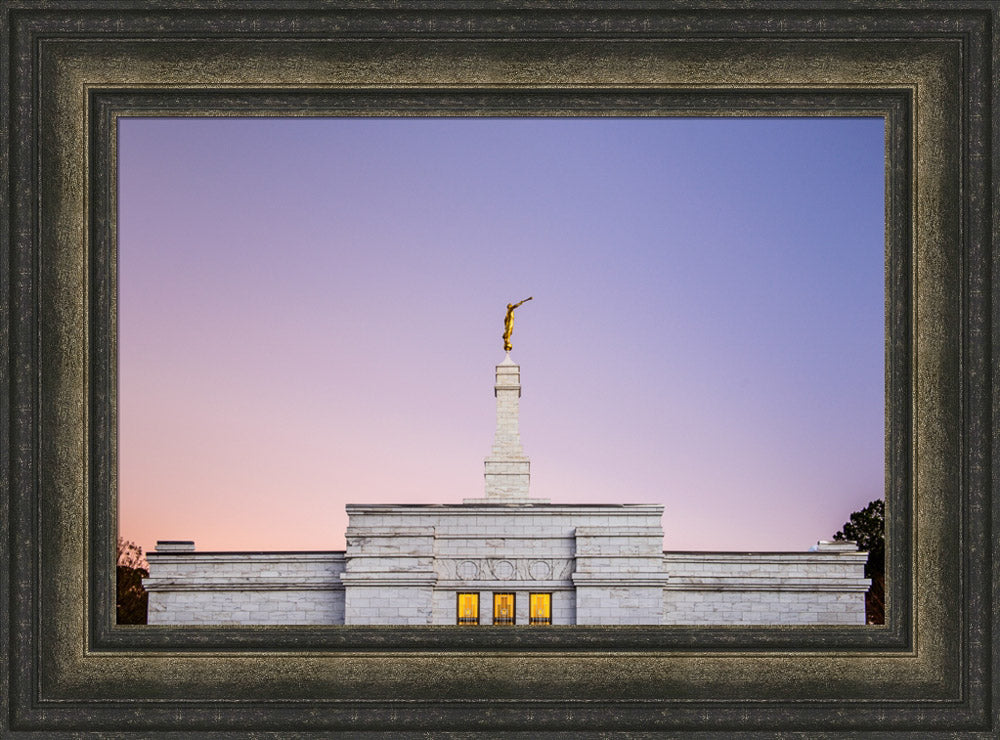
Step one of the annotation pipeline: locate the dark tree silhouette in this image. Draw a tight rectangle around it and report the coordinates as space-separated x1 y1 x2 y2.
117 537 149 624
834 499 884 624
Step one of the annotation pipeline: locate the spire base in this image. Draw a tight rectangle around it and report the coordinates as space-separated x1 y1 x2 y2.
474 355 544 502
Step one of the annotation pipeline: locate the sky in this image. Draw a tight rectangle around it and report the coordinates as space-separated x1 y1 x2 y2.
117 116 885 555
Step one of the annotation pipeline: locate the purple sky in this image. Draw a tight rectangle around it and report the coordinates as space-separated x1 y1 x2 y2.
117 116 885 554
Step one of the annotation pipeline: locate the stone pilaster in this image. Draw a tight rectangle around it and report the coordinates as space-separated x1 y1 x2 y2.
340 525 437 625
572 524 670 625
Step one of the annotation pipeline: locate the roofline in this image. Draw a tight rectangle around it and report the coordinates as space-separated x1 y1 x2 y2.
344 502 664 509
662 550 867 556
148 550 346 556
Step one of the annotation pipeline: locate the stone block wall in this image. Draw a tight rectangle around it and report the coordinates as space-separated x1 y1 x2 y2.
341 525 437 625
347 503 667 625
143 510 870 627
661 547 870 625
147 588 345 626
574 585 666 625
344 584 435 625
574 526 669 624
551 589 576 625
143 547 345 625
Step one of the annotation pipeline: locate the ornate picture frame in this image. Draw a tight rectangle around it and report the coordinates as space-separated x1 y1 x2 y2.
2 1 995 735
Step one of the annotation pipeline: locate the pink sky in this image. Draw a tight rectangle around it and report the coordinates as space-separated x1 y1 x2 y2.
118 117 885 555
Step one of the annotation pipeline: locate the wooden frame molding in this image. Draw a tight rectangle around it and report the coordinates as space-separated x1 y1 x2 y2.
1 1 996 735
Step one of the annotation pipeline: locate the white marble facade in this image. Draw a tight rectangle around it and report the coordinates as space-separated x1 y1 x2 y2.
144 356 871 626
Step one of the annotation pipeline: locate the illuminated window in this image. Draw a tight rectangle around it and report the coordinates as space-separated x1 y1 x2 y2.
529 593 552 625
457 593 479 625
493 592 516 625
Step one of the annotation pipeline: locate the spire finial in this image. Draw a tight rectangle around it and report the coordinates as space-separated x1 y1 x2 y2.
502 297 532 352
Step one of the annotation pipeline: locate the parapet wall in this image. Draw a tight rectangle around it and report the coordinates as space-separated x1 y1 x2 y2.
661 546 871 625
141 528 870 626
144 549 346 625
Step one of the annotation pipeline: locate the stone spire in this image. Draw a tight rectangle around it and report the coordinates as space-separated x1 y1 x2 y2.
483 352 531 499
465 352 547 503
489 354 525 457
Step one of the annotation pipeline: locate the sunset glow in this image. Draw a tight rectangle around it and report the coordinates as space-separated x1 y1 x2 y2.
118 116 885 554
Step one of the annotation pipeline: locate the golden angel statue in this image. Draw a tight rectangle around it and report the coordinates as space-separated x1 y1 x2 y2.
503 297 533 352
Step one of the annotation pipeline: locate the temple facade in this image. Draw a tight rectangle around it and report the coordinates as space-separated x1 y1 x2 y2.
144 355 870 626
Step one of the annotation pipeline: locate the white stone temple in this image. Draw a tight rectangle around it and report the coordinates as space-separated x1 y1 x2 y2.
144 353 870 626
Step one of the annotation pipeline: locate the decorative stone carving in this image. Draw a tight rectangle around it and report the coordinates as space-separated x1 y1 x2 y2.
492 560 515 580
435 557 574 583
529 560 551 580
